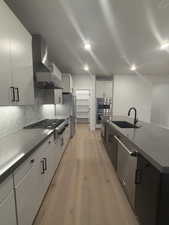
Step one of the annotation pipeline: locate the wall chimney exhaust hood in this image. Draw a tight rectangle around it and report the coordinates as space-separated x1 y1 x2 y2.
32 34 51 73
36 63 63 89
32 34 62 89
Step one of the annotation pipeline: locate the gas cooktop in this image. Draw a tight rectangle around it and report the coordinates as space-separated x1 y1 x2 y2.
24 119 65 130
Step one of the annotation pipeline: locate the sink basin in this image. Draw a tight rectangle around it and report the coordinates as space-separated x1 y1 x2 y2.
112 121 140 128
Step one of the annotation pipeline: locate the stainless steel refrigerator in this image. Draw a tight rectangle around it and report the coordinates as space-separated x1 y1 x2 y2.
96 98 112 124
63 93 76 138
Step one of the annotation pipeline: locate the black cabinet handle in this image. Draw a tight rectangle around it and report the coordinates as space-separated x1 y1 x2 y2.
10 87 15 102
16 88 20 102
135 169 142 184
43 157 47 171
61 137 64 146
41 159 45 174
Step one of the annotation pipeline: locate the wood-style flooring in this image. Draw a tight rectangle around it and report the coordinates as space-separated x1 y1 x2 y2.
34 124 139 225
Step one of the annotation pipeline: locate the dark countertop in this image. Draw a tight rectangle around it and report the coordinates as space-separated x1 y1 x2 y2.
0 128 53 184
106 116 169 173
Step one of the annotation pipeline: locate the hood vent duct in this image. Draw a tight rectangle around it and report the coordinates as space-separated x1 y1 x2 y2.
32 34 62 89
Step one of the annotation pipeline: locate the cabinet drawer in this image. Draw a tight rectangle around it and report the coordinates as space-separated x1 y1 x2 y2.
0 175 13 204
14 152 38 186
14 137 50 186
15 157 42 225
65 126 70 139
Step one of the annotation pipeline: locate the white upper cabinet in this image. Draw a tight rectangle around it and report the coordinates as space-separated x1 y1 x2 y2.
0 1 34 105
11 20 34 105
54 89 63 104
62 73 73 93
0 1 13 105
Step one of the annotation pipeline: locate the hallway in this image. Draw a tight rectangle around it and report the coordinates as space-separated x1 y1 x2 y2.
34 124 139 225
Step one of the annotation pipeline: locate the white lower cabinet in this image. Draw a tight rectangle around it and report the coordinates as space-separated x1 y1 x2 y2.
0 132 70 225
46 136 63 185
63 124 70 150
14 151 43 225
14 134 66 225
0 176 17 225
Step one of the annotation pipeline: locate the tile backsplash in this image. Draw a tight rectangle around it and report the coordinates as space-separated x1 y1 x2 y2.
0 103 69 138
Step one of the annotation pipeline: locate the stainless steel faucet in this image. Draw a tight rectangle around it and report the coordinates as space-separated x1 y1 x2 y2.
128 107 138 126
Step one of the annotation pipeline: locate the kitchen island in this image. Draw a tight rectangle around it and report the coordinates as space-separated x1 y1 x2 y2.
102 116 169 225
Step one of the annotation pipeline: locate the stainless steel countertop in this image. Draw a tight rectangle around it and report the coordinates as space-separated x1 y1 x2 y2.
0 128 53 184
106 116 169 173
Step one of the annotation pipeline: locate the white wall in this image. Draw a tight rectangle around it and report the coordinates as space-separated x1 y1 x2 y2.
96 80 112 98
113 74 152 122
90 75 96 130
0 104 54 138
150 76 169 128
0 102 69 138
72 74 91 90
72 74 96 130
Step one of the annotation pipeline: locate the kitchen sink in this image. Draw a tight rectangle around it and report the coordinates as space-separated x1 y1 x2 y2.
112 121 140 128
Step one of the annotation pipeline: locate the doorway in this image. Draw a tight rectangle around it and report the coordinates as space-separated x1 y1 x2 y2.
75 89 90 124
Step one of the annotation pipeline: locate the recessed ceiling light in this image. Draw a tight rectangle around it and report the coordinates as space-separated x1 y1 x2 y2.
160 41 169 50
130 64 137 71
83 64 90 71
84 41 91 51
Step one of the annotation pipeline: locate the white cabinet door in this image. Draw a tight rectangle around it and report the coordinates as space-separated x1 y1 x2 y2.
0 191 17 225
43 138 55 190
0 1 34 106
39 136 63 196
54 138 63 170
0 1 13 105
63 125 70 150
11 17 34 105
55 136 63 164
15 135 63 225
36 136 56 200
62 74 73 93
15 157 42 225
50 137 62 175
41 137 58 193
54 89 63 104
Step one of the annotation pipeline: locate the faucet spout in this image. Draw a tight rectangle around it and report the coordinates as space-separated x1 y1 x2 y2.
128 107 138 126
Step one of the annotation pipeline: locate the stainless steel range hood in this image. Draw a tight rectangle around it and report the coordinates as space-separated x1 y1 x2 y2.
32 34 62 89
32 34 51 73
36 63 63 89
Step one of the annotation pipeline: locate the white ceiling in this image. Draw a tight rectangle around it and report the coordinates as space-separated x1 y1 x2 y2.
5 0 169 76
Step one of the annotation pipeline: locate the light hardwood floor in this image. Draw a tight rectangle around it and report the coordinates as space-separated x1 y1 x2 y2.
34 124 139 225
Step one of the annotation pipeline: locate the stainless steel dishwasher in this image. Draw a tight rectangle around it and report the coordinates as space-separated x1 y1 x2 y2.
115 135 138 209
